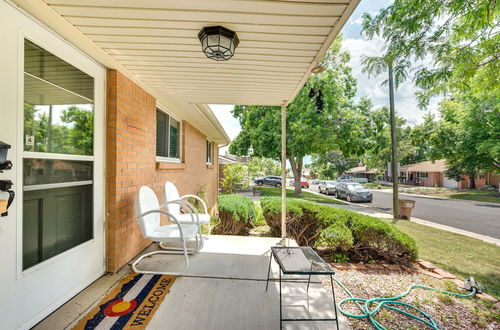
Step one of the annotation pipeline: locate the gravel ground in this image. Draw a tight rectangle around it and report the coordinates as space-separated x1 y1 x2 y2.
323 269 499 329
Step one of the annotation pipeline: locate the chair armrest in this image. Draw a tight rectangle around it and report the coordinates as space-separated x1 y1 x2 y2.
160 200 200 228
180 194 208 214
137 209 187 241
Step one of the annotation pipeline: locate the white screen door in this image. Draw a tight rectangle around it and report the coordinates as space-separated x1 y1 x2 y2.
0 3 105 328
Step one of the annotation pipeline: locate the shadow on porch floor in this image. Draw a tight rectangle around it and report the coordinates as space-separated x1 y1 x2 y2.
34 235 348 330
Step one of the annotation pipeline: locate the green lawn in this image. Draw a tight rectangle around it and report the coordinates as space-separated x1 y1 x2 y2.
254 186 346 205
364 183 387 189
445 191 500 203
382 218 500 298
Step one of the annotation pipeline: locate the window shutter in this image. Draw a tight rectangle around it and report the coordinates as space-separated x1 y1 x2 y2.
156 110 168 157
169 118 180 158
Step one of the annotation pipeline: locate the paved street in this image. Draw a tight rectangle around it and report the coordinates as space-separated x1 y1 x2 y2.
307 185 500 239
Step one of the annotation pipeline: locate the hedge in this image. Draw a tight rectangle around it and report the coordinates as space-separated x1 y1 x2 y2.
261 197 418 263
214 194 256 235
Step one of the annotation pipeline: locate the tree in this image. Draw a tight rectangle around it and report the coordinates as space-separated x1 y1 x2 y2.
230 36 364 194
361 49 413 220
247 157 281 179
311 151 358 179
220 163 249 194
362 0 499 107
428 92 499 188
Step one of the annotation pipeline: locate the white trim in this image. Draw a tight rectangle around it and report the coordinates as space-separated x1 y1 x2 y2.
23 180 93 191
156 156 182 164
20 269 103 330
22 151 94 161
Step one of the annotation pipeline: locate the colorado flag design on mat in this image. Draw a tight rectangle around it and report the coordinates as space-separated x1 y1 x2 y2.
74 273 175 330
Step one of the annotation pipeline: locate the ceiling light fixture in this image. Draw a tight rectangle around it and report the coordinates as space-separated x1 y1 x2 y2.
198 26 239 61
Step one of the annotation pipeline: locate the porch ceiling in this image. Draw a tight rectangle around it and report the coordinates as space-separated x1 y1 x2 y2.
37 0 359 106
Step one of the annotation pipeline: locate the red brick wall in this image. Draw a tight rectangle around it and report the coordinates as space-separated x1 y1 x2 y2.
106 70 219 272
418 172 442 187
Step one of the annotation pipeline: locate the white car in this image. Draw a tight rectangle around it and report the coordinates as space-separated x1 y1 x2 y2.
318 180 338 195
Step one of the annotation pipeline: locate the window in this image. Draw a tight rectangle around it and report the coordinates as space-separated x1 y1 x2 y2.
23 39 94 270
206 140 213 164
418 172 429 179
156 109 180 160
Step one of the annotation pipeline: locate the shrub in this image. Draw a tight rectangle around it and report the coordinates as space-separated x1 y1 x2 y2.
261 197 418 263
348 215 418 263
215 194 255 235
220 163 248 194
260 198 319 246
316 222 354 251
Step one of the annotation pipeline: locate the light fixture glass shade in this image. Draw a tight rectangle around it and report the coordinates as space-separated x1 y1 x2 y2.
198 26 239 61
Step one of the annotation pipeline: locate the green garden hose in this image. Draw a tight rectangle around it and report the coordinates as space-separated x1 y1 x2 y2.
332 276 480 330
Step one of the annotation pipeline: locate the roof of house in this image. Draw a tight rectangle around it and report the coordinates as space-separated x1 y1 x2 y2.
218 155 237 165
346 166 377 174
401 159 447 173
218 154 250 165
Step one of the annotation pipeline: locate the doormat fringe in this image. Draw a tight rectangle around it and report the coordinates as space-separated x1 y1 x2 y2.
73 273 176 330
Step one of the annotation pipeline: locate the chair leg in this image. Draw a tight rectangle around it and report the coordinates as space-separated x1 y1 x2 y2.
131 249 189 275
159 233 204 252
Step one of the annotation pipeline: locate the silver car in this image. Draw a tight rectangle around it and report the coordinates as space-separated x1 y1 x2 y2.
318 180 338 195
335 182 372 202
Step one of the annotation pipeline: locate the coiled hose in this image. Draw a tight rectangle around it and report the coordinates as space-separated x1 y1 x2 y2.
332 277 478 330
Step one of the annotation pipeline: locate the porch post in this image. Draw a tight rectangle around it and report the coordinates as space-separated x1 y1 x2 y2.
281 101 287 246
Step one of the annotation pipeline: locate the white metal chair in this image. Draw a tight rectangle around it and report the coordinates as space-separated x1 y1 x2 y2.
132 186 203 275
163 181 211 237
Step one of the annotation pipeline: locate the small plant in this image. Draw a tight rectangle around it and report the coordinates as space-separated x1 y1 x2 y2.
437 294 454 305
253 201 266 226
367 259 377 264
330 253 349 264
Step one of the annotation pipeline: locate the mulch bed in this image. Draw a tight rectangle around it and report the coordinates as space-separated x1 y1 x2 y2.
323 269 500 329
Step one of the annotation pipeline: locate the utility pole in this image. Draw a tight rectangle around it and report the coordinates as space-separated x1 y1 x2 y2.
388 60 399 220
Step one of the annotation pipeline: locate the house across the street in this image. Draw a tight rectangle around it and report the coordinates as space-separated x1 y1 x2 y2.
400 159 500 189
346 163 378 182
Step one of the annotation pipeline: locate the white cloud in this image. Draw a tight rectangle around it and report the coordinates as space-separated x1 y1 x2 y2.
342 36 440 125
209 104 241 154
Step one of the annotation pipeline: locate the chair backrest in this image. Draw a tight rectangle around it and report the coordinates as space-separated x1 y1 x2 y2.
163 181 181 215
135 186 161 238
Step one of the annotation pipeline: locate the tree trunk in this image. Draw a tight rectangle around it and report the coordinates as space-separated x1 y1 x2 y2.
468 173 476 189
289 155 303 195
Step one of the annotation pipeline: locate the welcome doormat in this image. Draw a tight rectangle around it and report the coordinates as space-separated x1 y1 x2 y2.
73 273 175 330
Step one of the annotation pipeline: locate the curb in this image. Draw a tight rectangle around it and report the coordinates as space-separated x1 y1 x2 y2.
306 188 500 247
374 189 500 206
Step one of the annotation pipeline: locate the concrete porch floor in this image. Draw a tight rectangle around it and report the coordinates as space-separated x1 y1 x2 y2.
34 235 349 330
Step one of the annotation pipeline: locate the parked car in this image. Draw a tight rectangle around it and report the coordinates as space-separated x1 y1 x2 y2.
287 177 309 188
318 180 338 195
254 176 282 187
312 179 321 185
335 182 372 202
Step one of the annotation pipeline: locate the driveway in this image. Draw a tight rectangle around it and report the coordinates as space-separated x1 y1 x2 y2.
307 185 500 240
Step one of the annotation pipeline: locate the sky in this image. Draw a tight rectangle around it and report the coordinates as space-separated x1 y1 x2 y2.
210 0 439 155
